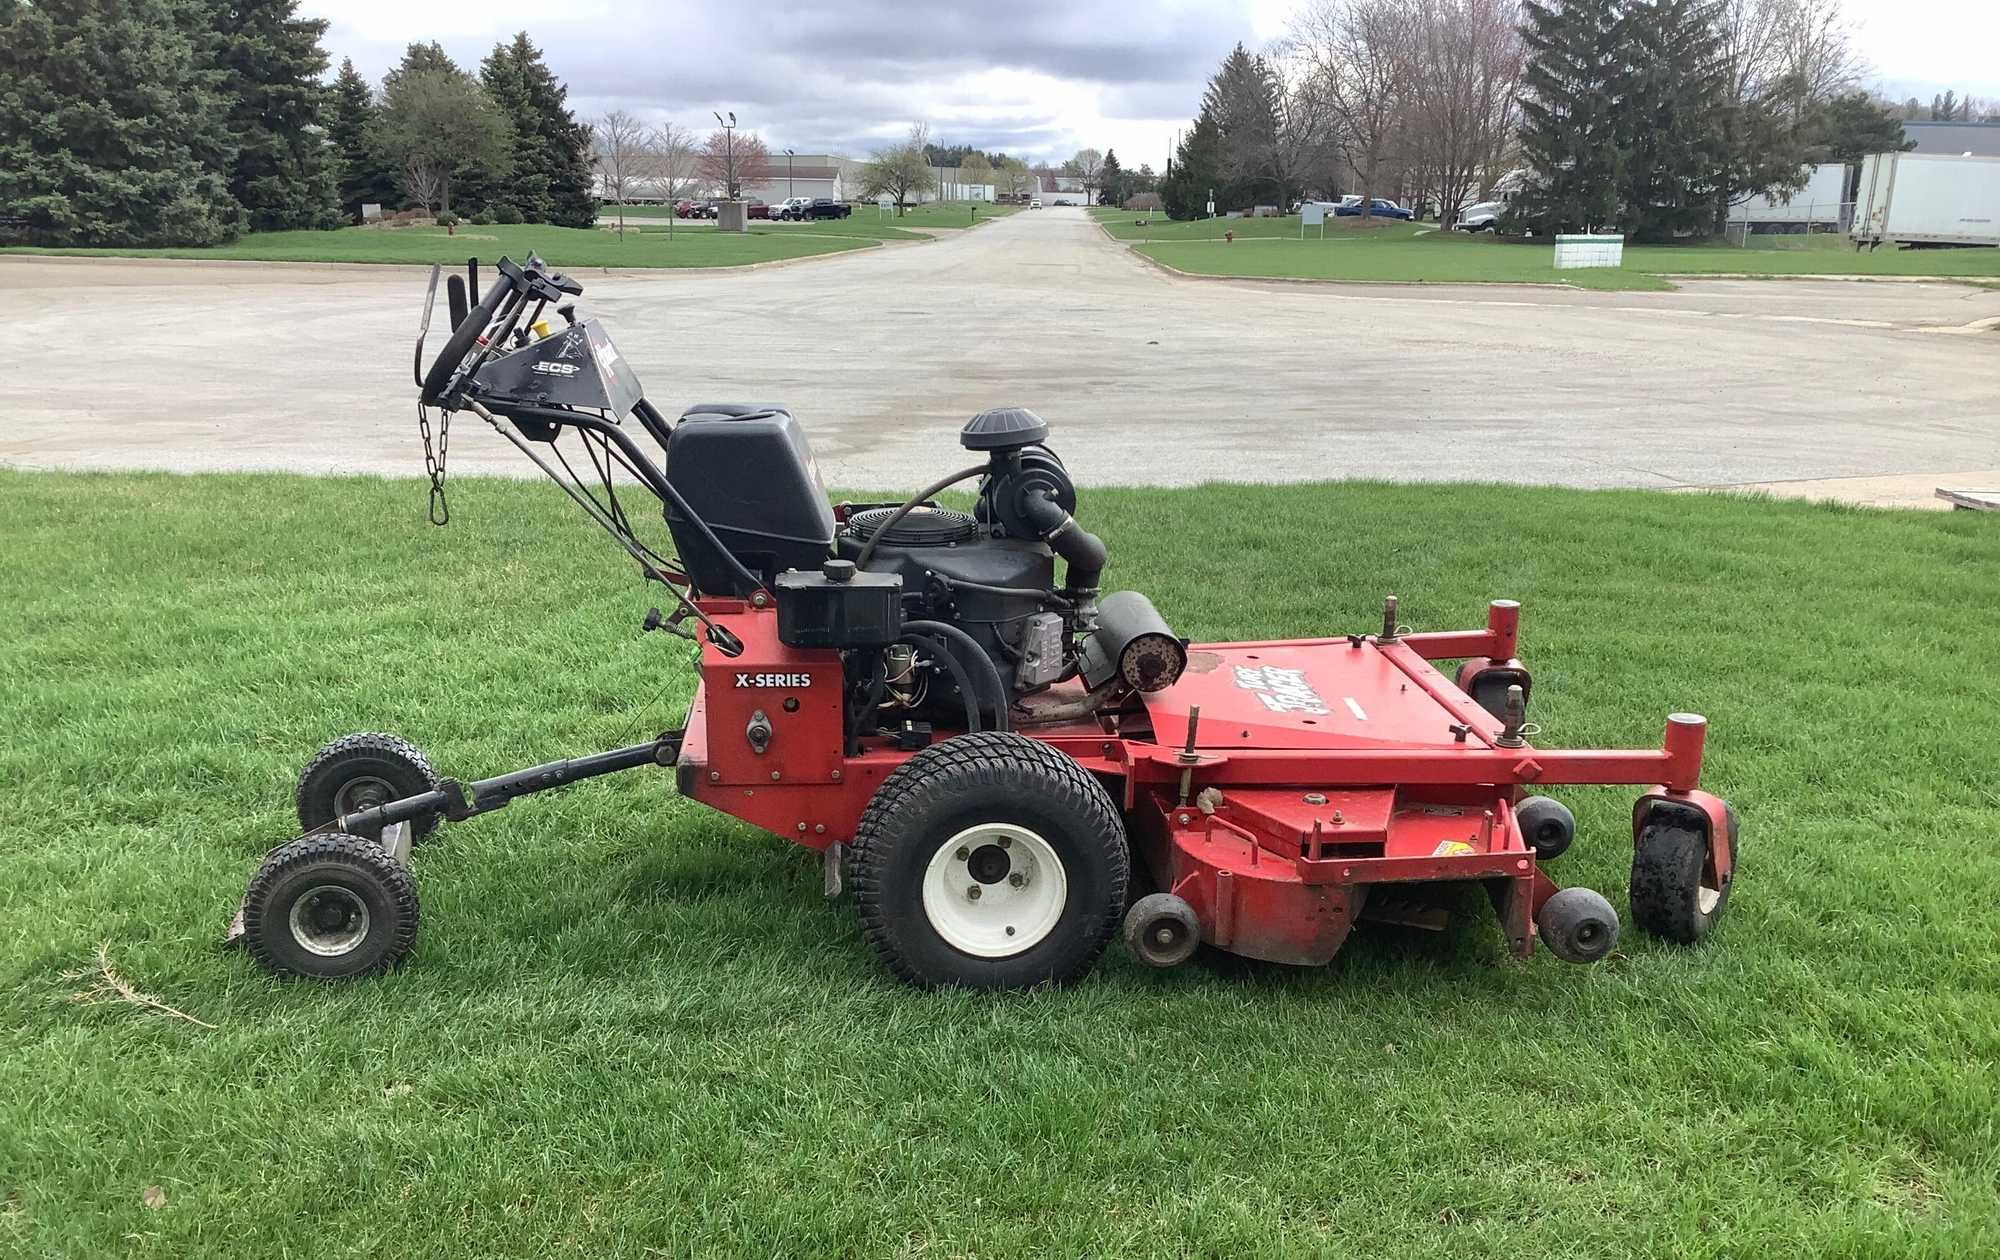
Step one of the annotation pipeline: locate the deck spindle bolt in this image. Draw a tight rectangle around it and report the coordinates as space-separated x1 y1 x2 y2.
967 885 981 900
1381 594 1400 642
955 846 970 861
1008 872 1025 888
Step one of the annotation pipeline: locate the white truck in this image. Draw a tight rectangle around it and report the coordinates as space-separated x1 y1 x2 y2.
1851 153 2000 248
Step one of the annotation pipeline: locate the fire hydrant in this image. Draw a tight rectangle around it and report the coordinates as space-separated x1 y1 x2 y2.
1225 230 1234 243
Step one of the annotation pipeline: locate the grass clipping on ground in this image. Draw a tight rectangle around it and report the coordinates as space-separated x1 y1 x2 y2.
2 470 1997 1257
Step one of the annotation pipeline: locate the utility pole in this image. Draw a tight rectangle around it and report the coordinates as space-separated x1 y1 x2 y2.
784 147 794 199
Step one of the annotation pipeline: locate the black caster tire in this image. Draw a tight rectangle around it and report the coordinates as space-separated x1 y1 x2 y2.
849 732 1128 990
1537 887 1619 963
1123 893 1201 968
1631 806 1738 944
242 834 419 980
1515 795 1575 861
296 732 442 842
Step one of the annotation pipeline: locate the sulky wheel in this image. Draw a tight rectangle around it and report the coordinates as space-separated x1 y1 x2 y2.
1631 804 1739 945
1536 887 1620 963
848 732 1129 989
1515 795 1576 861
1123 893 1201 968
241 834 420 980
296 732 442 842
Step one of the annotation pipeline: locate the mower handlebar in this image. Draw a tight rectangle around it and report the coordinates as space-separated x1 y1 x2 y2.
418 256 581 407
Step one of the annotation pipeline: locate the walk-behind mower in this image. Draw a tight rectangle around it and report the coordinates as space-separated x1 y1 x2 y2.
229 255 1739 987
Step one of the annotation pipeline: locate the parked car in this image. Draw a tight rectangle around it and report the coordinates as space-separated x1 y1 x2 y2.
1334 198 1415 220
770 196 812 221
673 198 700 217
747 200 770 220
1030 198 1042 208
802 198 851 220
1455 201 1504 232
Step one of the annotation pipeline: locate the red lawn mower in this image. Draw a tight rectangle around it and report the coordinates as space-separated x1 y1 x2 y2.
229 255 1739 987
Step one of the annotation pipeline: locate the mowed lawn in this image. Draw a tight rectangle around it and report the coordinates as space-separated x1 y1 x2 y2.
1095 210 2000 289
0 222 891 268
3 470 1998 1257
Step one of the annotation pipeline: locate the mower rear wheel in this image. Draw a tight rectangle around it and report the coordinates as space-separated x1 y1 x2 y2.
1536 887 1619 963
241 834 419 980
1515 795 1575 860
296 732 442 842
849 732 1128 989
1631 808 1738 944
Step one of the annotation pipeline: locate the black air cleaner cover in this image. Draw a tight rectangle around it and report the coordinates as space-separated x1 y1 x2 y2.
959 406 1050 451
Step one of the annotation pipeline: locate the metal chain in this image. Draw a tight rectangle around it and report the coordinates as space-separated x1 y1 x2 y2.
416 401 451 525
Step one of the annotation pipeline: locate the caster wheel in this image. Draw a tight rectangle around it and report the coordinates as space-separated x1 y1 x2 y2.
1631 804 1738 944
1537 887 1619 963
1123 893 1201 968
296 732 441 842
241 834 419 980
1515 795 1575 860
849 733 1128 989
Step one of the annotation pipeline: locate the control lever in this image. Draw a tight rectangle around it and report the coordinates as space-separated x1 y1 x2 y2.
557 302 578 326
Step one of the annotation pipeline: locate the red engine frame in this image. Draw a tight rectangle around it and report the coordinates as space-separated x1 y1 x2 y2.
675 597 1731 965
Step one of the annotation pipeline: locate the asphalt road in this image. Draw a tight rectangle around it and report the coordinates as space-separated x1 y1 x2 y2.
6 207 1998 503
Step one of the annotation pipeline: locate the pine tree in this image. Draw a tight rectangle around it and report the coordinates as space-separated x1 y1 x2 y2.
1160 108 1224 220
0 0 244 246
204 0 340 230
327 59 394 219
1615 0 1731 241
1202 43 1284 209
1098 150 1125 207
480 33 595 226
1515 0 1624 234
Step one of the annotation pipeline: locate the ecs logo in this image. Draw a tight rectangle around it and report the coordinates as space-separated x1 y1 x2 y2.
530 361 580 377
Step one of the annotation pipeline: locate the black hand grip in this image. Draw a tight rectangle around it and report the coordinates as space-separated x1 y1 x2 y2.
422 263 515 404
446 274 468 331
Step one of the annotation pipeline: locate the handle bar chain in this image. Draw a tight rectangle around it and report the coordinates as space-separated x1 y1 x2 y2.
417 401 451 525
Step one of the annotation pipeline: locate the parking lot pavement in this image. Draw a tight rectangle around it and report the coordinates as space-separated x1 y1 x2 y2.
6 207 1999 502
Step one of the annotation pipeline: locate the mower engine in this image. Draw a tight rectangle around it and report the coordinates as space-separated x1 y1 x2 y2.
659 402 1185 737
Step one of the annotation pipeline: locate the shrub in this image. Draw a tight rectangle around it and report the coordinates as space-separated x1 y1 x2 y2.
495 204 524 224
436 212 459 227
470 209 495 225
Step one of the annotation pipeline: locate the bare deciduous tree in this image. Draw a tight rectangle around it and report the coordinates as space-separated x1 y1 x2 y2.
1062 148 1105 201
1401 0 1524 224
1292 0 1417 221
595 109 651 236
861 123 937 214
695 130 772 200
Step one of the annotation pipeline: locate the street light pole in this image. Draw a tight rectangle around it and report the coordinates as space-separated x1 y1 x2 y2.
713 110 737 198
785 148 794 199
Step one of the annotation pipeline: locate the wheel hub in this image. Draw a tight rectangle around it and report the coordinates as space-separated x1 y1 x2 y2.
288 884 370 956
921 823 1068 958
333 775 395 815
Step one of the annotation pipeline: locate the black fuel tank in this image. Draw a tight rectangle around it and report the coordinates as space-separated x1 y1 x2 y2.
663 408 835 595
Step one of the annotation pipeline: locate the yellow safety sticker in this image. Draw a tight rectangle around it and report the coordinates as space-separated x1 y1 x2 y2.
1431 840 1476 857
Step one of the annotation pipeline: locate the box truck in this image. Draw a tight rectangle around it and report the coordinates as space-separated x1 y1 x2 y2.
1851 152 2000 248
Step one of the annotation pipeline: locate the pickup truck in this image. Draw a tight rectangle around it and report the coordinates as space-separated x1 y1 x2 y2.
770 196 812 221
802 198 852 220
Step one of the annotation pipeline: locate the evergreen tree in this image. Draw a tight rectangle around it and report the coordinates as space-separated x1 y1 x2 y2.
1802 91 1911 165
1202 43 1285 208
0 0 244 246
1160 108 1224 220
480 33 596 226
204 0 340 230
1098 149 1126 207
1615 0 1731 242
1515 0 1624 233
327 58 395 220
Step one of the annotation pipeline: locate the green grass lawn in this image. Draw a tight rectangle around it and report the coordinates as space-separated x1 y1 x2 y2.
1106 213 2000 289
0 223 885 268
4 470 1998 1257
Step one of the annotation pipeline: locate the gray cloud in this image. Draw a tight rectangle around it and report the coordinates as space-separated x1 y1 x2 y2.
314 0 1260 166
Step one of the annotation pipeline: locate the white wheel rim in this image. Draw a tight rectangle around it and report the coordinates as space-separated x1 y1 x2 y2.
920 822 1068 958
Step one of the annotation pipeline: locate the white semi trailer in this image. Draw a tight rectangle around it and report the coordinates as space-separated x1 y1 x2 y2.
1851 152 2000 248
1732 163 1848 229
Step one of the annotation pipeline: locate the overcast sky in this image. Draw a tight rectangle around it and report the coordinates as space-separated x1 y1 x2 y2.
308 0 2000 172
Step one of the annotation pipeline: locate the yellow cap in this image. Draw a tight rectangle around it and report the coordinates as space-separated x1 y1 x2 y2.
531 320 552 339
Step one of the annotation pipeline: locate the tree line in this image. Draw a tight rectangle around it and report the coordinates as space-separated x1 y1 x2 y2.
1147 0 1911 238
0 0 597 247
